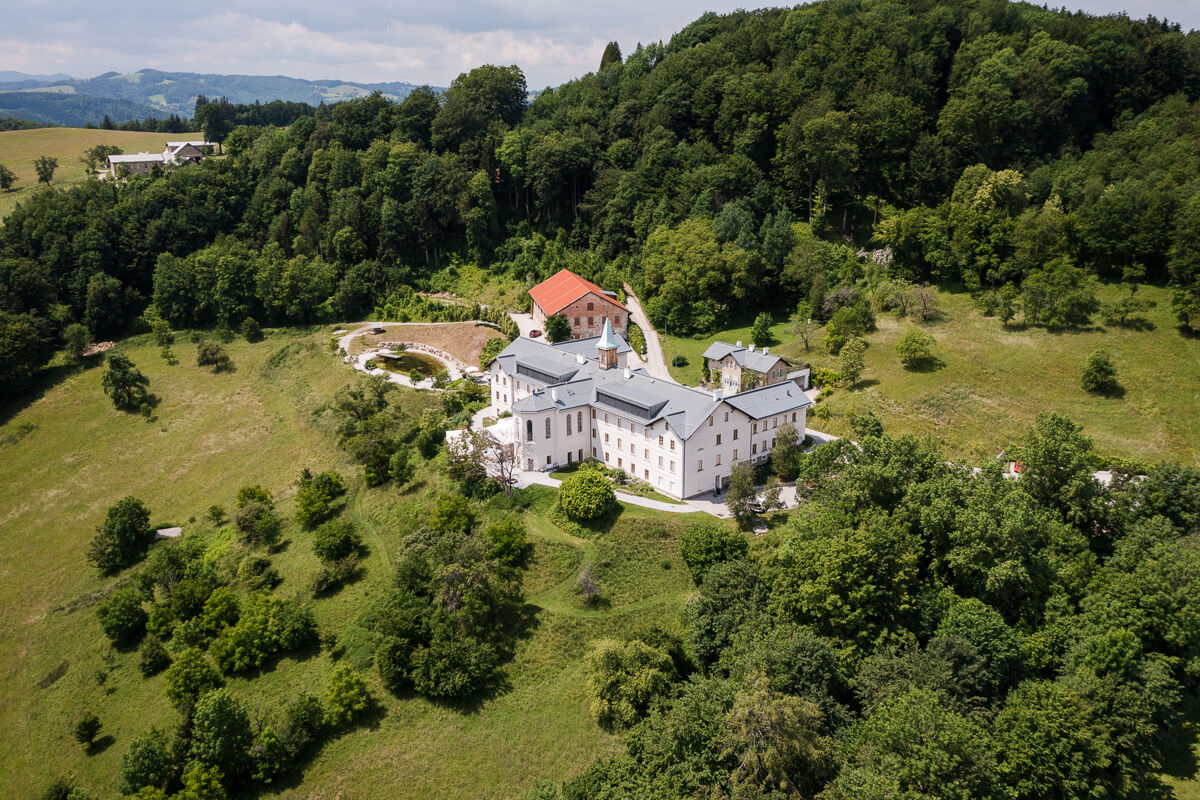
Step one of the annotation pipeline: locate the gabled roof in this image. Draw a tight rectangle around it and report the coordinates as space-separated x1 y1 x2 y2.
495 335 722 439
108 152 168 164
529 269 628 315
554 332 632 357
701 340 785 374
723 381 812 420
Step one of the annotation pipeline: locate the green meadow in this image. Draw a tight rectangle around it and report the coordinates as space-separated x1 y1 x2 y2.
0 329 704 799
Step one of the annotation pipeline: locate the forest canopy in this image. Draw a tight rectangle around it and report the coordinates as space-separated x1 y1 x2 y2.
2 0 1200 395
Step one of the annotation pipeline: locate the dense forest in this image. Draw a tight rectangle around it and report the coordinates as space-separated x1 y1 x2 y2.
541 413 1200 800
2 0 1199 394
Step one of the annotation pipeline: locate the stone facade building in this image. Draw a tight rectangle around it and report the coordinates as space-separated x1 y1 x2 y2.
702 340 809 396
528 269 628 339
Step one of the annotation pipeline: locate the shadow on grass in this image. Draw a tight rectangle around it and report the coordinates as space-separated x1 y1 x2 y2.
0 355 104 429
1161 693 1200 780
269 700 390 793
1087 384 1126 399
903 357 946 373
86 735 115 756
1109 317 1156 331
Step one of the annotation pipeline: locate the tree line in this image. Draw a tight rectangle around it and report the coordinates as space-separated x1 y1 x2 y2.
539 413 1200 800
3 0 1200 399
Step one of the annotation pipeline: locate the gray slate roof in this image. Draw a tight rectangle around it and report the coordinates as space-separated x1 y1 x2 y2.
554 332 633 357
701 340 785 374
722 381 812 420
500 336 721 439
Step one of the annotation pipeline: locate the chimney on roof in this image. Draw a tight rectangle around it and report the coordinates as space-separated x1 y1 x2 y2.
576 353 585 365
551 389 559 403
736 340 743 348
712 390 721 401
622 367 631 379
749 344 755 352
763 347 769 354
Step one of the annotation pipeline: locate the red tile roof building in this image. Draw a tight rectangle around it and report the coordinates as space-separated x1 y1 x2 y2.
529 269 628 339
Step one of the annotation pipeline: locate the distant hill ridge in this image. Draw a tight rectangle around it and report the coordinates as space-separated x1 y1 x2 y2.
0 69 439 123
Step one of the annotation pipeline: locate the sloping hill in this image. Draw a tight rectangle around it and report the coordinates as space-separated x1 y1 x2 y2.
0 329 695 799
0 127 203 219
5 70 435 119
0 90 164 126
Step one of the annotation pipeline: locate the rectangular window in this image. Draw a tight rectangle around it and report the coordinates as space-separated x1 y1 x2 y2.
605 452 611 463
592 428 597 438
618 438 623 448
658 456 663 467
618 458 623 468
708 417 713 426
670 460 675 472
527 458 533 470
733 449 738 461
604 433 610 443
716 454 722 466
697 460 703 472
724 411 729 422
578 411 583 431
573 317 580 327
588 316 594 326
546 455 552 464
592 447 597 457
752 422 758 434
771 438 776 448
545 418 552 439
716 434 722 445
670 440 676 451
658 435 664 446
567 452 573 464
630 443 635 454
591 408 596 418
587 302 594 311
578 449 584 462
792 412 797 422
733 429 739 440
644 427 650 438
752 443 758 454
604 413 609 423
644 469 649 480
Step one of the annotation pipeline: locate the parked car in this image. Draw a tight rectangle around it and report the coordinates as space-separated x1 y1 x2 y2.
529 329 543 338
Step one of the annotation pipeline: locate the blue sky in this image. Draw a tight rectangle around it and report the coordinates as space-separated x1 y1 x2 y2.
1 0 1196 89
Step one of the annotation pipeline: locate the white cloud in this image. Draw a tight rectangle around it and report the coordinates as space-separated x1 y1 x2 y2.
0 0 1196 88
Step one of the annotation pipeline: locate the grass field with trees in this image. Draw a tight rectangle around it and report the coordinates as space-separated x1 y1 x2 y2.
665 284 1200 466
0 127 203 218
0 328 707 799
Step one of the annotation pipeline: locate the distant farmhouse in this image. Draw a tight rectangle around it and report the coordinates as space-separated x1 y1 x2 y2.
703 340 810 396
488 318 811 499
105 140 215 178
529 269 629 339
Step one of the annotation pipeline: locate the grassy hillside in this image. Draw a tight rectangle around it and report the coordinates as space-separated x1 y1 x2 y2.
0 328 702 799
663 284 1200 466
0 127 202 219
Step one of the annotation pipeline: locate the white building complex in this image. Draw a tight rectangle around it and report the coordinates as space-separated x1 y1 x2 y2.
488 320 811 499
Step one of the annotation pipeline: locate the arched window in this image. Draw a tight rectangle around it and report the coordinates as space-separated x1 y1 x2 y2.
525 420 533 441
544 417 551 439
